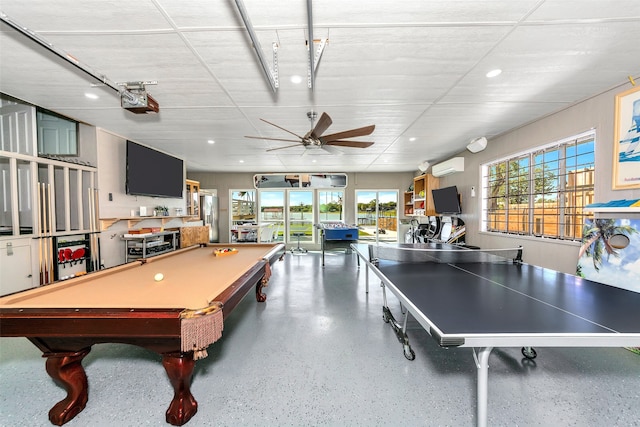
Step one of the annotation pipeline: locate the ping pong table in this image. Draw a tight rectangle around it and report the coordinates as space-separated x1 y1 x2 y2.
351 242 640 427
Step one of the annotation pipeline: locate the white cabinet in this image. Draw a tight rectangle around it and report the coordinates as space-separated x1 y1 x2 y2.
0 239 34 295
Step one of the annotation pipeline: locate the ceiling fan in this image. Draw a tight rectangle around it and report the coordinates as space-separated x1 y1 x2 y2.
245 111 375 152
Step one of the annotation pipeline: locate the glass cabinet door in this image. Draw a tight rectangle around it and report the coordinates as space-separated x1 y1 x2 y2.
0 158 36 236
17 160 34 235
53 165 66 232
0 157 13 236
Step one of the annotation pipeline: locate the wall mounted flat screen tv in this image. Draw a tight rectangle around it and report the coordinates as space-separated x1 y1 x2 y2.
432 185 461 214
126 140 184 198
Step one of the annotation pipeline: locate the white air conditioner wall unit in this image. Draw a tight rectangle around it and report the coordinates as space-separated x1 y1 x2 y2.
431 157 464 177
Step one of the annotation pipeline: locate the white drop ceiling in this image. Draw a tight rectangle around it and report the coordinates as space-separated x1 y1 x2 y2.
1 1 639 173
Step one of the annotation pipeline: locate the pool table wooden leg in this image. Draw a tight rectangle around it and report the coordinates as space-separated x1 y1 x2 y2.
256 263 272 302
256 277 268 302
162 353 197 426
44 348 91 426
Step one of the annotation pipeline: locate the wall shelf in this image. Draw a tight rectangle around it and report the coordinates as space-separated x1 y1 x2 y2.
584 199 640 214
410 174 439 216
584 208 640 213
99 216 199 230
403 191 414 215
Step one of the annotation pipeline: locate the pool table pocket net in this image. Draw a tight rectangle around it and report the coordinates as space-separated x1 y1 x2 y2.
180 301 224 360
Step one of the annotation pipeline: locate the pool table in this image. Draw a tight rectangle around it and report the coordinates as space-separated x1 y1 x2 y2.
0 243 285 426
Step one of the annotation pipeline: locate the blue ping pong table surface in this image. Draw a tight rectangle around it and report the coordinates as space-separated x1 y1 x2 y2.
352 242 640 427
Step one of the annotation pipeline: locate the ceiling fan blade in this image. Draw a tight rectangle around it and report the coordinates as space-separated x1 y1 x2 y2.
245 136 302 143
310 112 333 139
321 124 375 142
260 118 305 139
266 143 304 152
325 140 375 148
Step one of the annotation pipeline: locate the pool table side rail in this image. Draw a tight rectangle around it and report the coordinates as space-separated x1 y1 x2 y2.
0 244 286 349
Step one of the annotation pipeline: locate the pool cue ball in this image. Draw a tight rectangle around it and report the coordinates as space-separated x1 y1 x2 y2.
154 273 164 282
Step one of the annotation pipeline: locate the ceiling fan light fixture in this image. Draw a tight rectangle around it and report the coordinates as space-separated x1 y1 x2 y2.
247 112 375 152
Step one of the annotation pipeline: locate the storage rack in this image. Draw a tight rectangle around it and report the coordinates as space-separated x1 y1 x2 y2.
122 231 178 262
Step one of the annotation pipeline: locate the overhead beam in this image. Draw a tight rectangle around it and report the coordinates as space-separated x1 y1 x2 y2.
307 0 315 91
309 38 327 89
234 0 279 92
0 12 121 94
306 1 327 91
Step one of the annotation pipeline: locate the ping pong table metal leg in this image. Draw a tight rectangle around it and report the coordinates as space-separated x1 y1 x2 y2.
363 258 369 294
473 347 493 427
381 285 416 360
354 251 370 293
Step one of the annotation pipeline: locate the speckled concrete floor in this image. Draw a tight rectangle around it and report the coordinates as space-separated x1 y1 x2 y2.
1 251 639 426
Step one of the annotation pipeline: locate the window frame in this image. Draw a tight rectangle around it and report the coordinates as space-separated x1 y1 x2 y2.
480 130 595 242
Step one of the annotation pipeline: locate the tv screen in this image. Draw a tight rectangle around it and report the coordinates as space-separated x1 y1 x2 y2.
432 186 461 214
126 140 184 198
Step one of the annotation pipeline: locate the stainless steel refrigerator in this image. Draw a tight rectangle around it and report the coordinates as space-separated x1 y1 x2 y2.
200 190 219 243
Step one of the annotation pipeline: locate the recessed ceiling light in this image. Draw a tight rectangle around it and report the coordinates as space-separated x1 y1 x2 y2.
84 93 99 100
409 137 416 142
486 69 502 78
290 75 303 84
207 139 215 144
311 159 317 163
239 160 244 163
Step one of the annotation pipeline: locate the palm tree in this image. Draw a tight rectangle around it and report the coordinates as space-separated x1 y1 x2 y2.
578 219 637 272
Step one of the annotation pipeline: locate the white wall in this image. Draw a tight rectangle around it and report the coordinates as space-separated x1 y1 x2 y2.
93 83 640 271
440 83 640 274
187 171 415 246
95 128 200 268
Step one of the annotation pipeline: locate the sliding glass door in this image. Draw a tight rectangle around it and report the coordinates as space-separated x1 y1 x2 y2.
355 190 398 243
288 190 314 243
258 190 284 242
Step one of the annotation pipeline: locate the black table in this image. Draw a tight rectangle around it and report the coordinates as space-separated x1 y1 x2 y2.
352 242 640 427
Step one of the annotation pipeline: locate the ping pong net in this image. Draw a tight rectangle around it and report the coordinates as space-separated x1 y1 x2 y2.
368 243 522 265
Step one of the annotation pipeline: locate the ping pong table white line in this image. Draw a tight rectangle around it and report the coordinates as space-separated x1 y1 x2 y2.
446 262 621 334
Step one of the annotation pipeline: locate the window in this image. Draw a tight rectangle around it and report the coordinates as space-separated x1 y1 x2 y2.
482 131 595 241
37 109 78 156
318 191 344 222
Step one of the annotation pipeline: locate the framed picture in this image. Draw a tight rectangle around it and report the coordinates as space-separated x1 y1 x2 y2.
612 85 640 190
